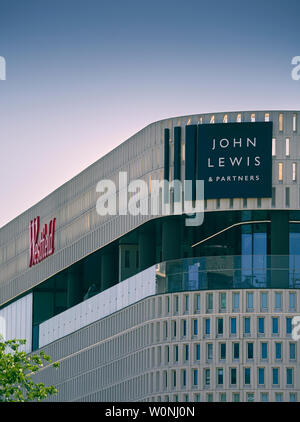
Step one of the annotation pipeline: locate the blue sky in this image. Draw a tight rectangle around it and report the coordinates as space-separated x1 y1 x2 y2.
0 0 299 227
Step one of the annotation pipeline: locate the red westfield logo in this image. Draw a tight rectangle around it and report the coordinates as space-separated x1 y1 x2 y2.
29 216 56 267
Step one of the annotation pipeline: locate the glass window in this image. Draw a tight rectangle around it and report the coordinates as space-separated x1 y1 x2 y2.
233 343 240 360
195 344 201 361
289 292 296 310
286 317 292 334
173 370 176 387
292 163 297 182
231 317 237 335
182 320 187 337
275 292 282 310
193 319 198 336
205 318 210 335
164 321 168 338
247 343 254 359
293 113 297 132
184 295 189 311
217 368 224 385
289 343 296 360
223 114 228 123
220 343 226 360
275 393 283 402
207 293 213 311
286 187 290 207
166 345 170 362
195 393 200 402
258 368 265 385
290 393 297 402
193 369 198 386
244 317 251 334
286 138 290 156
174 345 178 362
182 369 186 386
258 317 265 334
261 342 268 360
272 317 279 334
175 295 179 313
233 393 240 402
247 393 254 402
275 343 282 360
207 343 213 360
210 115 215 124
220 393 226 402
207 393 213 402
247 292 254 310
261 292 268 310
244 368 251 385
173 321 177 337
233 292 240 310
217 318 223 335
185 344 189 361
261 393 268 402
219 292 226 310
278 163 283 181
279 113 283 131
205 369 210 386
166 296 170 314
230 368 237 385
195 294 201 311
272 368 279 385
286 368 293 385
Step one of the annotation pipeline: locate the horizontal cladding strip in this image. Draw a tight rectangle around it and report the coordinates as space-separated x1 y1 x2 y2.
0 166 161 279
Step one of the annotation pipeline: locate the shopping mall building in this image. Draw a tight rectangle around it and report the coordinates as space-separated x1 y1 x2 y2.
0 110 299 402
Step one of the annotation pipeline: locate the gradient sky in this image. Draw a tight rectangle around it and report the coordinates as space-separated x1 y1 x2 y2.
0 0 299 228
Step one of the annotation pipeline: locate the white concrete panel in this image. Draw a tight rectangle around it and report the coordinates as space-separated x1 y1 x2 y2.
0 293 32 353
39 266 156 348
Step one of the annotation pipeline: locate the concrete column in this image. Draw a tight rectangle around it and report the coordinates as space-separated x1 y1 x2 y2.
162 217 181 262
270 211 289 288
139 230 156 271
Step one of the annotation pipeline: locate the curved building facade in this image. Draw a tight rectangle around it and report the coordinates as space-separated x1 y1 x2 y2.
0 110 299 402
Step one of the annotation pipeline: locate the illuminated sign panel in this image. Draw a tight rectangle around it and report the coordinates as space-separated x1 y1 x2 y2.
29 216 56 267
197 122 273 199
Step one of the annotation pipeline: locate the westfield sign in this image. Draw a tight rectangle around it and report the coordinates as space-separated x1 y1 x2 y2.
29 216 56 267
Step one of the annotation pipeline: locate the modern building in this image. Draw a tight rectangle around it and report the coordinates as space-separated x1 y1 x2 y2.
0 110 299 402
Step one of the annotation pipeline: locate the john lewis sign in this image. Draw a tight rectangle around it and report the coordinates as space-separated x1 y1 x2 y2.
197 122 272 199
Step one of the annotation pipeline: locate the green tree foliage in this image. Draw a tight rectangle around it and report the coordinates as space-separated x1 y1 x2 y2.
0 337 59 402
